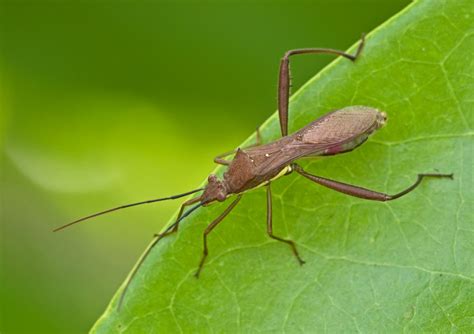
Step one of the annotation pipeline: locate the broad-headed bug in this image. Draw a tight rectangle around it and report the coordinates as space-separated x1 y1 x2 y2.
55 34 453 308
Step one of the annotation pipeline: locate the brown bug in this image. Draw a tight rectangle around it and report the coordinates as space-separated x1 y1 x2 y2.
54 35 453 308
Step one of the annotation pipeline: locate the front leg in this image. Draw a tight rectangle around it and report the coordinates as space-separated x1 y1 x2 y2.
195 195 242 278
153 196 201 237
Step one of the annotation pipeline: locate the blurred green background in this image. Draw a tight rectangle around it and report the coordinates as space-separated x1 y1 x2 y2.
1 1 410 333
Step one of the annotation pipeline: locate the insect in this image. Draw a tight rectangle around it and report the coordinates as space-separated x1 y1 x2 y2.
54 34 453 308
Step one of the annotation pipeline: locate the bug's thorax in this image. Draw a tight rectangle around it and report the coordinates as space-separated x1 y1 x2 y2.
202 149 291 205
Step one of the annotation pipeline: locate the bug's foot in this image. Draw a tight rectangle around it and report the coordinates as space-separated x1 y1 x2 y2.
153 233 168 239
293 252 305 266
419 173 454 179
194 269 202 279
194 254 207 278
153 228 178 239
444 173 454 179
351 33 366 61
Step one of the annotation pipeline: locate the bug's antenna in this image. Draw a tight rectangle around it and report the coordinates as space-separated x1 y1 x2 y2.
53 188 204 232
117 201 204 310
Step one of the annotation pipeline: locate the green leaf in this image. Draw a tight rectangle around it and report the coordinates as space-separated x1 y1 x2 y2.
92 0 473 332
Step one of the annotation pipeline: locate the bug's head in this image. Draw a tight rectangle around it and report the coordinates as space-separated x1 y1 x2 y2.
201 174 228 205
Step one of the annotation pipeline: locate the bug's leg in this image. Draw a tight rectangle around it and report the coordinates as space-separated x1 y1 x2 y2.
255 127 262 145
266 183 305 265
153 196 201 237
195 195 243 278
278 34 365 137
118 201 202 309
293 164 453 201
214 156 232 166
214 127 263 166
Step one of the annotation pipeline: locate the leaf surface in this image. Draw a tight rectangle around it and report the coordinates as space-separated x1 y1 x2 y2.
92 1 473 332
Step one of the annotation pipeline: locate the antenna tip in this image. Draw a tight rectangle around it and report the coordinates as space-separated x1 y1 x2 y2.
52 223 73 232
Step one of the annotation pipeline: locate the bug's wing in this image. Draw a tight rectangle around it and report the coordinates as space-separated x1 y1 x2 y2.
288 106 386 157
244 106 386 178
244 139 294 176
